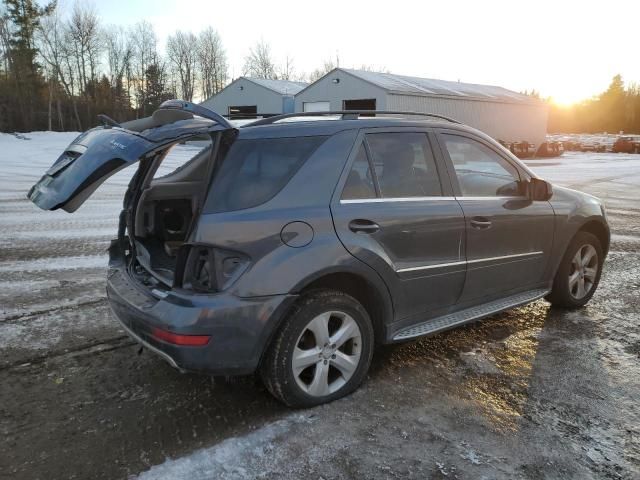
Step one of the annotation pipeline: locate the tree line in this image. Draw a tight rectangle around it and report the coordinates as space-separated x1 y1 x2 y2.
0 0 359 133
0 0 232 131
3 0 638 135
547 75 640 135
0 0 389 133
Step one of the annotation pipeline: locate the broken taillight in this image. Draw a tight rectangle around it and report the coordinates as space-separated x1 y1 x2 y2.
175 245 249 293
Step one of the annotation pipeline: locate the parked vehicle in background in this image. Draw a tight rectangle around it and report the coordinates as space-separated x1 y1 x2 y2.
547 133 619 153
613 135 640 153
28 101 610 407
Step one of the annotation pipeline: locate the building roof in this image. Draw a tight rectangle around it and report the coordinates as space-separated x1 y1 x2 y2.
245 77 308 95
328 68 541 105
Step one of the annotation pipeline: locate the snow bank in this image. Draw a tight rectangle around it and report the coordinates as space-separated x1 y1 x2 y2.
136 415 314 480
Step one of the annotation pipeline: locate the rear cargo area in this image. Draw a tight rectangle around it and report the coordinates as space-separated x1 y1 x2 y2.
132 139 215 285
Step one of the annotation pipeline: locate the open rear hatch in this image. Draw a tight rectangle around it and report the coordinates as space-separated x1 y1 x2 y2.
28 100 234 213
28 100 236 288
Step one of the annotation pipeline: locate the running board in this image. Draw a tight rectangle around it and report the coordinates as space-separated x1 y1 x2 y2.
393 288 549 341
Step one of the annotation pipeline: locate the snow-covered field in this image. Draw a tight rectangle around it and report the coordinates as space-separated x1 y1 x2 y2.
0 132 203 323
1 133 639 479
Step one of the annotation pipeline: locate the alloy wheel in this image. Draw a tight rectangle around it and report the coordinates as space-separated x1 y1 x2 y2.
291 310 362 397
568 244 598 300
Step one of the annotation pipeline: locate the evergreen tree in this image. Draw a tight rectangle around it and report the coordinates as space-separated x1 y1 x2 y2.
598 74 626 133
143 63 173 113
2 0 54 130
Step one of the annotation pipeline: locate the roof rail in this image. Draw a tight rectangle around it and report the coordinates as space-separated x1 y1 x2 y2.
158 99 234 129
243 110 461 127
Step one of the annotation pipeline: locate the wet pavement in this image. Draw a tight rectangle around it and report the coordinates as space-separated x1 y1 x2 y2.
0 135 639 479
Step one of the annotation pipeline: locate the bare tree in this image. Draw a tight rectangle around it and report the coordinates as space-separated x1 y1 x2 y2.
308 58 337 82
131 20 157 116
0 8 10 78
37 4 82 130
197 26 227 99
356 64 389 73
66 3 101 94
166 30 198 101
104 25 131 88
0 8 14 130
242 39 276 79
278 54 295 81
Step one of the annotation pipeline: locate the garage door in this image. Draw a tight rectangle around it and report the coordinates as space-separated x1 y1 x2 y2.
228 105 257 119
303 101 330 112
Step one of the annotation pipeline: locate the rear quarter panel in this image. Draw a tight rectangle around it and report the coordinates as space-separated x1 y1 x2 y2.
194 129 365 298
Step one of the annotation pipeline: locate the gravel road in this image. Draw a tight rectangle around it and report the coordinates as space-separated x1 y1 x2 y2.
0 134 638 479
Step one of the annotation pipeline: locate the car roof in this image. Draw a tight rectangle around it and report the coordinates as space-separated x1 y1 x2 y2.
236 117 472 139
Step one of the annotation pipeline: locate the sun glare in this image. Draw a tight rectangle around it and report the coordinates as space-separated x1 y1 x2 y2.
549 97 576 108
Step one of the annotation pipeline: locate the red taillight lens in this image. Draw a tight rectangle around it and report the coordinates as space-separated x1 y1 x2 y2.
151 327 210 346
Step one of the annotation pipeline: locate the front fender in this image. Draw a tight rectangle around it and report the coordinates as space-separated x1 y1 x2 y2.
545 185 609 279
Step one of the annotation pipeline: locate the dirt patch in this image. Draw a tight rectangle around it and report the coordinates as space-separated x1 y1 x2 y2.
1 147 639 479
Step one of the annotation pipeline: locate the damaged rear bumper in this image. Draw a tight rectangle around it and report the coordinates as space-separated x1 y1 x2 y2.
106 244 295 376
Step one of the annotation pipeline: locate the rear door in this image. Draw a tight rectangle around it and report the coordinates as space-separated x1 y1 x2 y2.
28 108 233 213
436 130 555 302
331 128 466 322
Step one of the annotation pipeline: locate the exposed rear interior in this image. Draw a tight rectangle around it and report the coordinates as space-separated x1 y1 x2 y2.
128 131 327 289
133 136 216 285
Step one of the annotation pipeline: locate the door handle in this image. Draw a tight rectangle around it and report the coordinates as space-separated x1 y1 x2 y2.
470 216 492 229
349 219 380 234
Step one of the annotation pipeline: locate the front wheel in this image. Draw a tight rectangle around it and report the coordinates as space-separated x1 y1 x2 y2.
260 289 374 408
546 231 603 308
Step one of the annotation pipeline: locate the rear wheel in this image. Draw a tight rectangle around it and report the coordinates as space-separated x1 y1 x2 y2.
260 289 374 408
546 231 603 308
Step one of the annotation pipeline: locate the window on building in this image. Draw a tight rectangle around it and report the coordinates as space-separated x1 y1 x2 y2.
228 105 258 119
343 99 376 116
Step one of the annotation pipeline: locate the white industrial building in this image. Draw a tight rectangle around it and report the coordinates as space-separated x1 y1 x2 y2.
201 77 308 118
294 68 548 147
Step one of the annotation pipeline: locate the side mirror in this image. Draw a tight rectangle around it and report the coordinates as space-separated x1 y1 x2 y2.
529 178 553 201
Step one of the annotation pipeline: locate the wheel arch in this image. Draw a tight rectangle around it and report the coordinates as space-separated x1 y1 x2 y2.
258 265 394 368
295 270 392 344
578 218 610 255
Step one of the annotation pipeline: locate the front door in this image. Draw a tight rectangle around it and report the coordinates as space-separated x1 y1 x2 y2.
437 131 555 303
331 129 466 322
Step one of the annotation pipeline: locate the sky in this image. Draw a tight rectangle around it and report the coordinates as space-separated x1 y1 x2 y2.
56 0 640 105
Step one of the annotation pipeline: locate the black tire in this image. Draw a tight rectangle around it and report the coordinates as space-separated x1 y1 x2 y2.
260 289 374 408
546 231 603 308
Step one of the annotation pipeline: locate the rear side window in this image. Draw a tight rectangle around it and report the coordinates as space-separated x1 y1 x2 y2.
206 136 327 213
341 143 376 200
367 132 442 198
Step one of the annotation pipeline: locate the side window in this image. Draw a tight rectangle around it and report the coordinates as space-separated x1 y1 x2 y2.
206 135 327 213
153 136 213 179
366 132 442 198
341 143 376 200
443 135 522 197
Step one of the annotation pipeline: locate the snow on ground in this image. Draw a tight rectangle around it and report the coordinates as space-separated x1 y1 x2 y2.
0 132 205 342
2 133 640 479
131 151 640 480
137 414 314 480
523 151 640 211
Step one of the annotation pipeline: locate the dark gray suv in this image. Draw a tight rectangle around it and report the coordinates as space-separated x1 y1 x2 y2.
29 101 609 407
